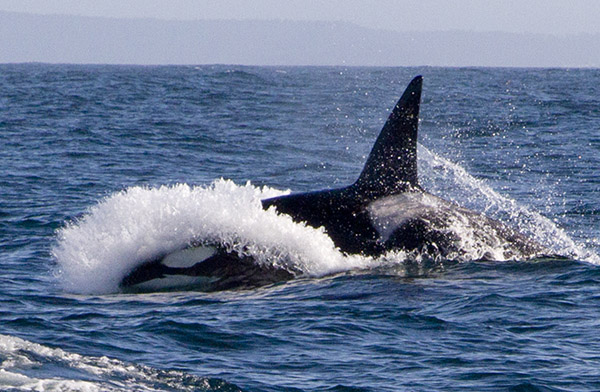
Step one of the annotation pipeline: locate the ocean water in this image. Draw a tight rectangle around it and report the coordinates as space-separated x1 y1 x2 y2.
1 64 600 391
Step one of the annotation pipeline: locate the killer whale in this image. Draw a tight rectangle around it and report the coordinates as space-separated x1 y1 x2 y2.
120 76 545 291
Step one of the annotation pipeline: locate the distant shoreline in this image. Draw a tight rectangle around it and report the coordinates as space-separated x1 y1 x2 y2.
1 11 598 67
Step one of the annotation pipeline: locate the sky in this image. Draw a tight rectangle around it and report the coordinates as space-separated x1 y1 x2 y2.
1 0 600 36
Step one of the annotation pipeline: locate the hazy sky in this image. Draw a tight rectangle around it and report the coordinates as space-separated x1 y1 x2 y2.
1 0 599 36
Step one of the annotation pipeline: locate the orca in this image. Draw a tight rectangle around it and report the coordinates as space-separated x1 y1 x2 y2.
120 76 545 291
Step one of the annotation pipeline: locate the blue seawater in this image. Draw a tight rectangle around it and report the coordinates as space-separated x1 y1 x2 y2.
1 64 600 391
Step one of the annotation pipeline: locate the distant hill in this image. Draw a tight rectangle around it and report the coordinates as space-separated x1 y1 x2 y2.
1 11 598 67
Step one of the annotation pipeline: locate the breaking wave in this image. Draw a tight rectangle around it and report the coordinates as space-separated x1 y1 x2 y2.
0 334 240 392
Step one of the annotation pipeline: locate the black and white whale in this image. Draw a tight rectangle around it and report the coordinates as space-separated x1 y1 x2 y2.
121 76 545 291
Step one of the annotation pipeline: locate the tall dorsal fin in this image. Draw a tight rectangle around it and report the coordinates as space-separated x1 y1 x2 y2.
353 75 422 199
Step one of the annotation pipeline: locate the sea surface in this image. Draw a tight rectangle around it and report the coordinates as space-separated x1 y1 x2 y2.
1 64 600 391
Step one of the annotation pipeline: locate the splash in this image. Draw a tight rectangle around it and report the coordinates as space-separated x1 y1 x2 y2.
418 145 599 264
53 154 597 294
53 180 372 294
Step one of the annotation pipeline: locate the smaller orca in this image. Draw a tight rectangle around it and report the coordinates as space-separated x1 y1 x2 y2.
120 76 545 291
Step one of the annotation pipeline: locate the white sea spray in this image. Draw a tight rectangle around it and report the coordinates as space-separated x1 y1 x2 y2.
418 145 599 264
52 179 372 294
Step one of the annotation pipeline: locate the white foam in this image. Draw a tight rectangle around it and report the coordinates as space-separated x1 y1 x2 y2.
0 334 218 392
0 370 101 392
53 179 373 294
0 334 111 391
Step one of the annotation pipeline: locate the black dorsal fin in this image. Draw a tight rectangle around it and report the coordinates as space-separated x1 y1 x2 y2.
353 75 422 199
